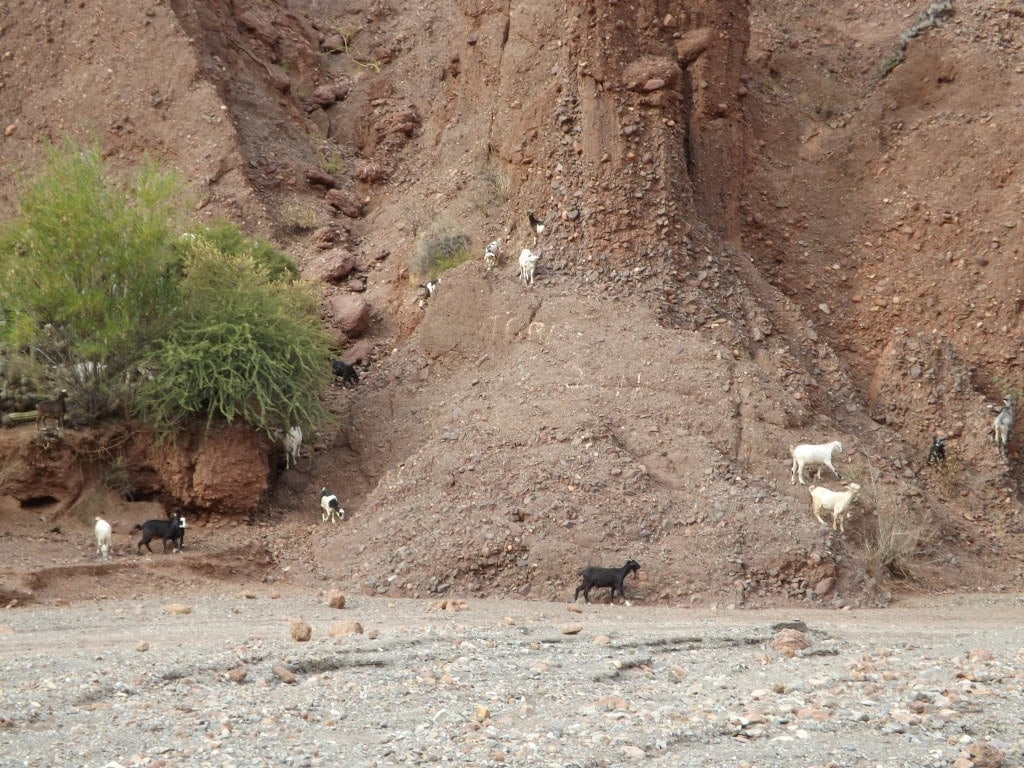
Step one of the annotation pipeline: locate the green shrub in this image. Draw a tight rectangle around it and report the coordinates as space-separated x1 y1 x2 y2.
0 139 327 435
134 242 330 435
412 219 471 279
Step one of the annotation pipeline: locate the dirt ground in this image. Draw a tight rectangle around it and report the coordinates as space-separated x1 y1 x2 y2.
2 0 1024 613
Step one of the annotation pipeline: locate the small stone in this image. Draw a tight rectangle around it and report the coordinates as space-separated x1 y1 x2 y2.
225 666 247 683
290 620 312 642
593 635 612 645
327 590 346 609
560 623 584 635
474 705 490 720
273 665 296 684
136 641 150 652
162 604 192 615
328 620 364 636
814 576 835 595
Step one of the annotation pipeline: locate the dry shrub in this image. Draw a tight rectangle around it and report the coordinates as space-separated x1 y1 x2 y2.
863 503 940 580
412 219 471 279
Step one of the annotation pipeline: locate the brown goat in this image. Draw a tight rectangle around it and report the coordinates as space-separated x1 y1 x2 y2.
36 389 69 430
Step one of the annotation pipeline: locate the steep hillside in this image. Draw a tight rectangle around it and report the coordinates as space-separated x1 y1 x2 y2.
1 0 1022 607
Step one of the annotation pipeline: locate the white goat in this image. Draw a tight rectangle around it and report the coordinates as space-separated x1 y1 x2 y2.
282 426 303 470
416 279 439 309
519 248 539 285
789 440 843 485
320 486 344 523
94 517 112 560
809 483 862 533
484 239 500 271
993 396 1014 458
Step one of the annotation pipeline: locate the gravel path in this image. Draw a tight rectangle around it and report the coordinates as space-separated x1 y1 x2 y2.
2 592 1023 767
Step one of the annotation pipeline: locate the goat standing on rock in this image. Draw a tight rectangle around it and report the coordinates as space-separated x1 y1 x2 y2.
809 483 861 533
320 487 344 523
993 396 1014 459
36 389 69 431
574 559 640 604
789 440 843 485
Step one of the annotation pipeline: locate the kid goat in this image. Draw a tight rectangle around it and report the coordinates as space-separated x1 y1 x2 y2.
993 396 1014 459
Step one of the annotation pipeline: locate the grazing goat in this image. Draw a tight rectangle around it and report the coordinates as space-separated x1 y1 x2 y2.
320 487 344 523
36 389 69 431
331 359 360 387
573 559 641 604
484 239 500 271
133 515 185 554
789 440 843 485
276 426 303 470
416 279 439 309
94 517 112 560
519 248 539 286
993 396 1015 459
809 483 862 533
926 435 947 465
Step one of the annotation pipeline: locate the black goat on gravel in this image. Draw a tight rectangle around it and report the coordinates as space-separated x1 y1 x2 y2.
331 359 360 387
573 559 640 603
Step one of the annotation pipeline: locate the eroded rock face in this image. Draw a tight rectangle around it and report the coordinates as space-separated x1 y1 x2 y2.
149 423 270 515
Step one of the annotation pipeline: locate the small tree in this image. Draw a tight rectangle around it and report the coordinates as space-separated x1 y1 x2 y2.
134 242 330 435
0 140 182 418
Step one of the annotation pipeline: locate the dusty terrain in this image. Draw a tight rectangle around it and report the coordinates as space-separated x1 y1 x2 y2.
2 0 1024 617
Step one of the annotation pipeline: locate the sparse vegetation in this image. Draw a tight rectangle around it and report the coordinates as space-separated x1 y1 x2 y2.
411 218 472 279
277 195 323 234
862 504 940 580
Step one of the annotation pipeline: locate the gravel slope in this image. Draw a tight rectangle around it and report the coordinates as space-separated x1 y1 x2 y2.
2 592 1023 767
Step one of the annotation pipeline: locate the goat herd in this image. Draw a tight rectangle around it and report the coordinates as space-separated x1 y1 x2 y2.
414 211 548 309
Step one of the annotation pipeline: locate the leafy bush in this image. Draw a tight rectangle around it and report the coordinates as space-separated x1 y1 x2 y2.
134 242 330 435
0 140 328 435
411 218 471 279
0 140 183 419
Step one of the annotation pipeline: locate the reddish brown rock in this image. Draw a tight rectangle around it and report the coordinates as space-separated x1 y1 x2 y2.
328 294 371 337
324 188 365 218
303 248 357 284
622 57 681 92
674 27 715 66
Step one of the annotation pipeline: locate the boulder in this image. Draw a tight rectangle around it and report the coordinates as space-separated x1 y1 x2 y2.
328 294 371 337
303 248 357 284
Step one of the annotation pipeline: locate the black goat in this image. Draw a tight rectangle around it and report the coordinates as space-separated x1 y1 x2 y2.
331 359 360 387
133 515 185 554
573 559 640 603
926 435 947 465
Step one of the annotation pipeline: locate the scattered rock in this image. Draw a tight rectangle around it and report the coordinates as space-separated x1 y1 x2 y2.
327 294 371 337
328 620 363 636
771 628 809 657
327 589 346 609
162 604 192 615
560 623 584 635
273 665 296 684
289 620 312 642
225 666 248 683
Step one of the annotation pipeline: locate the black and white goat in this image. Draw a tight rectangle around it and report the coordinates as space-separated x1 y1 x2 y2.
416 279 439 309
331 359 360 387
527 210 547 246
573 559 641 604
320 487 344 523
133 515 186 554
484 240 500 271
926 435 947 465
